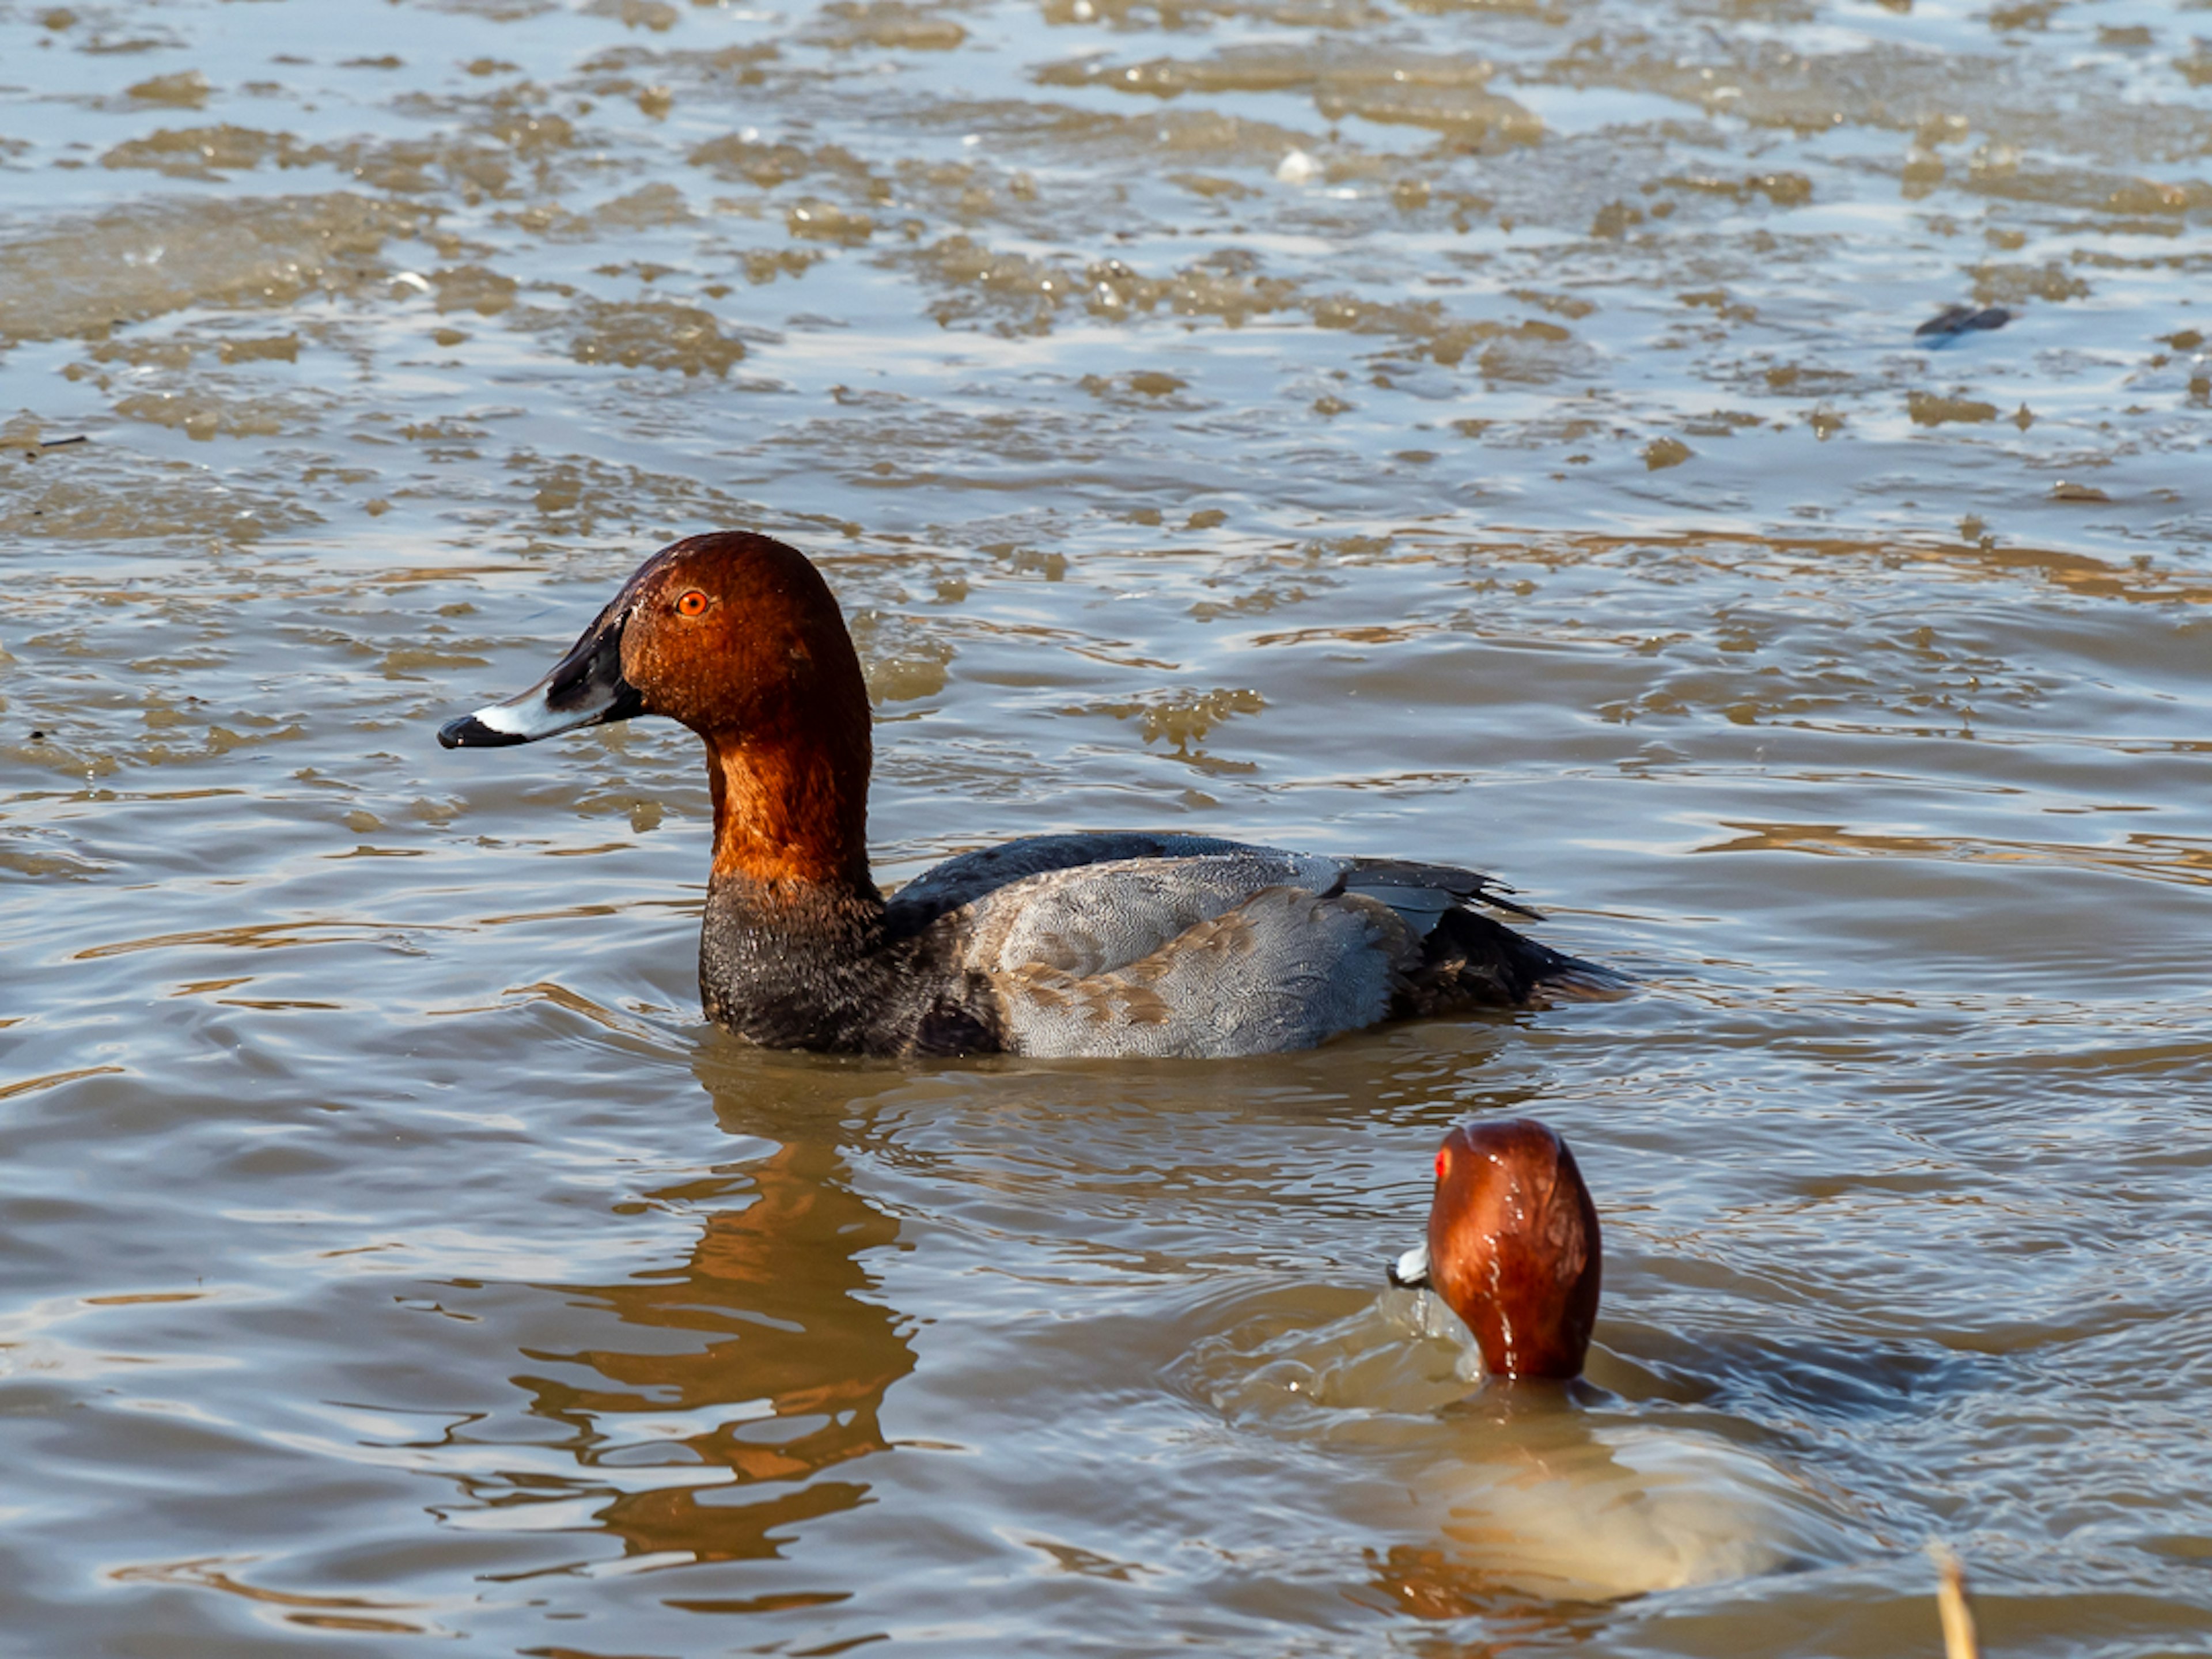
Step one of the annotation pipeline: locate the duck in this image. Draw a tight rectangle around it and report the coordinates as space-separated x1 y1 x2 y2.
438 532 1615 1057
1377 1119 1857 1597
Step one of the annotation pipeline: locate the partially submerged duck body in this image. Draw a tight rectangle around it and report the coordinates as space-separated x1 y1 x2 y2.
1184 1286 1851 1604
1150 1128 1854 1606
1366 1120 1854 1600
1403 1404 1855 1603
440 532 1614 1057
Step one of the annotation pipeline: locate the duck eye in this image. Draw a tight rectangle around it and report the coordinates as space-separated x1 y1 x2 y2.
675 590 710 618
1434 1147 1450 1180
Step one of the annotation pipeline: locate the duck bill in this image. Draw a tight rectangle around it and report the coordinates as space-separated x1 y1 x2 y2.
438 594 644 749
1386 1241 1431 1289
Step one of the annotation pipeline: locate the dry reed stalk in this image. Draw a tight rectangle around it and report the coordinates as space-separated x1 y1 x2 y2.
1929 1542 1981 1659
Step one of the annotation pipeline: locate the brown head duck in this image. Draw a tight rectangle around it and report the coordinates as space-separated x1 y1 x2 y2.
440 532 1615 1057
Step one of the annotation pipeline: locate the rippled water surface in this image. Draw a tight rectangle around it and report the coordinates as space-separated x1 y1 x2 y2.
4 0 2211 1651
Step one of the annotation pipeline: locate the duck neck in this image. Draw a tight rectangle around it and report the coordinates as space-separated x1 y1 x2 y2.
703 726 878 900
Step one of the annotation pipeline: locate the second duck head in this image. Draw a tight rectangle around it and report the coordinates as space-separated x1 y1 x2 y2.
1400 1118 1602 1384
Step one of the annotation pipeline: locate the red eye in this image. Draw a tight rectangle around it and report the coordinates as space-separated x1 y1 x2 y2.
1434 1147 1450 1180
676 590 709 618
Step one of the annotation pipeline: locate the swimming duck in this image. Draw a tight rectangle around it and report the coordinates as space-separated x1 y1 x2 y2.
439 532 1612 1056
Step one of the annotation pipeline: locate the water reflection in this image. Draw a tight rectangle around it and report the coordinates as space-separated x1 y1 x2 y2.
514 1135 912 1569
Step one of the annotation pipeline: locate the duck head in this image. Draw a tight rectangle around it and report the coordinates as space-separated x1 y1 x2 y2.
1408 1119 1601 1383
440 532 876 889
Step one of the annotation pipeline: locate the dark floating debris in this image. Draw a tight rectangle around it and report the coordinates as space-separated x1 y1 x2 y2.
1915 304 2012 339
12 434 90 461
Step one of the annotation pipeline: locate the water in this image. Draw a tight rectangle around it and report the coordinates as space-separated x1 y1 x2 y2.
3 0 2209 1651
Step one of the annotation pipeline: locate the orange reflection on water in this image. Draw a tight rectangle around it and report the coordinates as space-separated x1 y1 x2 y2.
519 1141 914 1567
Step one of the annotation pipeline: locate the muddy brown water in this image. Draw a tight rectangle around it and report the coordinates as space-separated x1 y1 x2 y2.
3 0 2210 1652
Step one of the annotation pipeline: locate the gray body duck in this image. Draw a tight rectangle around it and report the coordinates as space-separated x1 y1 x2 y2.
440 532 1615 1056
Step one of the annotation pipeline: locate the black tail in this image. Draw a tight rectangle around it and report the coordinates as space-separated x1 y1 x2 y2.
1407 907 1628 1011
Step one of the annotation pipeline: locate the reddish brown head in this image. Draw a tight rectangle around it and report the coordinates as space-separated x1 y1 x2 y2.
1425 1119 1601 1382
441 532 876 890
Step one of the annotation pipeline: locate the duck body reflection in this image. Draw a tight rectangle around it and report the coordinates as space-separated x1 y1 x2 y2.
517 1140 914 1567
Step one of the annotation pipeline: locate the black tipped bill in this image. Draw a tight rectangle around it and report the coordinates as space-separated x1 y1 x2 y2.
438 590 644 750
1386 1241 1432 1290
437 711 532 748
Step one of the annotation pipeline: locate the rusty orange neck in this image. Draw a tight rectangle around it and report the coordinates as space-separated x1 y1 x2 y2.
704 724 876 894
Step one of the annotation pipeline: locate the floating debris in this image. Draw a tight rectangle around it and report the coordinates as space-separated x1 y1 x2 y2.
1908 391 1998 426
1916 304 2012 339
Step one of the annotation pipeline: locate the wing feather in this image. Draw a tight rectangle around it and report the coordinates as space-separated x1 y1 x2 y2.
956 850 1346 979
995 885 1411 1058
887 831 1263 929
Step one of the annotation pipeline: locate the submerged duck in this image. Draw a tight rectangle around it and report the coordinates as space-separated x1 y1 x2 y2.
439 532 1613 1057
1379 1120 1856 1597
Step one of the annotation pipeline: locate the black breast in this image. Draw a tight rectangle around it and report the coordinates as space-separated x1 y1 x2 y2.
698 874 1005 1056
